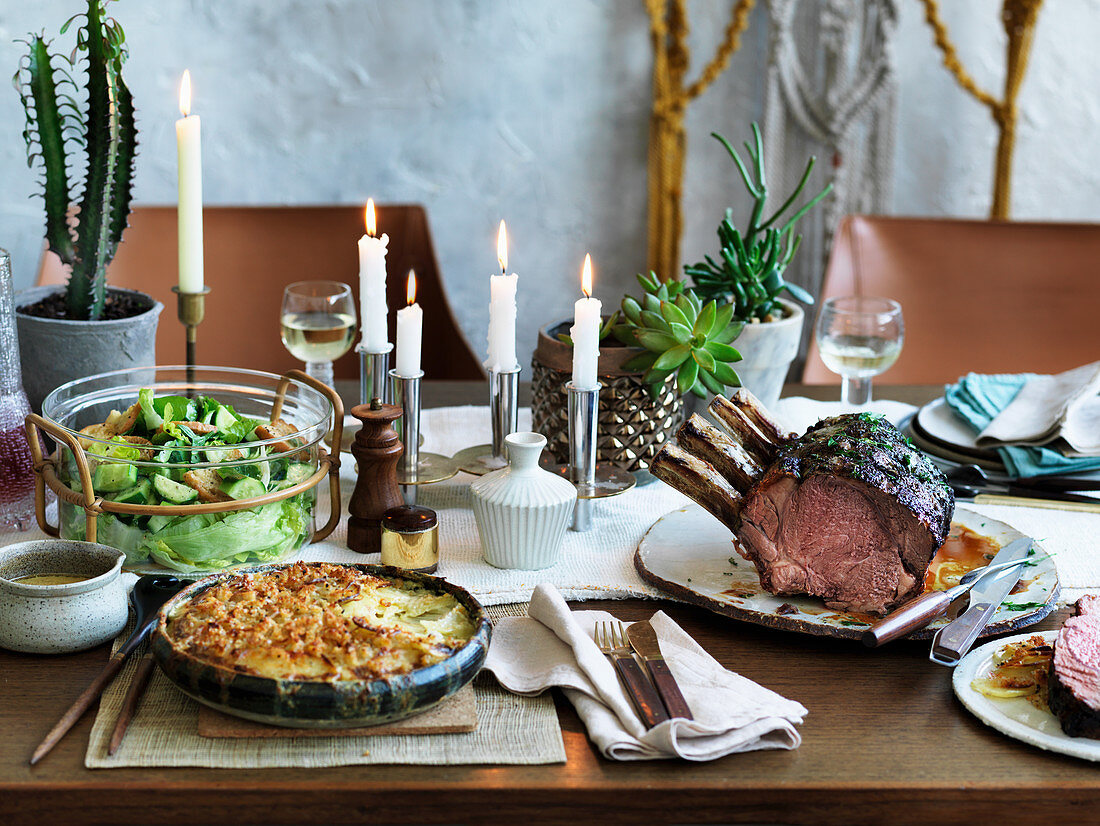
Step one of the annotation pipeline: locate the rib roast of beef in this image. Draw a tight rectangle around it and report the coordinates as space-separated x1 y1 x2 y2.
1049 595 1100 739
651 390 954 615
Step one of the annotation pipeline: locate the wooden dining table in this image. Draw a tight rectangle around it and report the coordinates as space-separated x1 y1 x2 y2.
2 382 1098 826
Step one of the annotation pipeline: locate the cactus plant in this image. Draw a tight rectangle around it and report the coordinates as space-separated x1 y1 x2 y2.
13 0 136 321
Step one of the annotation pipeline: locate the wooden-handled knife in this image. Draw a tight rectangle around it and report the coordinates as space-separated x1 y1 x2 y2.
862 537 1033 648
626 620 693 721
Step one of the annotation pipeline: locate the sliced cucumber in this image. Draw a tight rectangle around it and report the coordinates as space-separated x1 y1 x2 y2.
214 405 239 431
146 513 173 533
152 473 198 504
285 463 313 486
93 462 138 493
221 476 266 501
111 478 153 505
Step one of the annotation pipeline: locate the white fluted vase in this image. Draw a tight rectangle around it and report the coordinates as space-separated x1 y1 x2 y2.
471 432 578 570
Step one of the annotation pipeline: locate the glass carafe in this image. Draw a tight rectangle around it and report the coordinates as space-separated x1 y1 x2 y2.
0 249 36 530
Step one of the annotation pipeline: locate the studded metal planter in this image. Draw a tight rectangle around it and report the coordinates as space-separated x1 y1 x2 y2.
530 321 684 474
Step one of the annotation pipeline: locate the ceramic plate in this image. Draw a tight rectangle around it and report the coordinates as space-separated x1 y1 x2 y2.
634 504 1058 641
953 631 1100 762
914 399 1003 462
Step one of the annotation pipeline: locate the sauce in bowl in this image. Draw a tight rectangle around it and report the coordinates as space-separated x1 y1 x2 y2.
12 574 91 586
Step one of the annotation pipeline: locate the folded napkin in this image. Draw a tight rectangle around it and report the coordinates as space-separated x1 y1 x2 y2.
483 583 806 761
974 361 1100 456
946 368 1100 477
772 397 916 434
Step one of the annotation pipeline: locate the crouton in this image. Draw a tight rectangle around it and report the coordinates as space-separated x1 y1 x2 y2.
182 468 231 503
78 423 118 449
119 435 155 460
105 403 141 434
156 420 217 438
255 418 301 454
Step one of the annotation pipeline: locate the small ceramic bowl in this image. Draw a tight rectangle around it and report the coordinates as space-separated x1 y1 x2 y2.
0 540 128 654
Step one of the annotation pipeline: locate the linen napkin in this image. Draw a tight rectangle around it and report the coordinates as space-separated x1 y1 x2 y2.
945 369 1100 477
483 583 806 761
974 361 1100 456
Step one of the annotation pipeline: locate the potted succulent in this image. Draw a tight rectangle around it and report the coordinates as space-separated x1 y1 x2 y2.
12 0 161 411
530 274 742 474
685 123 832 406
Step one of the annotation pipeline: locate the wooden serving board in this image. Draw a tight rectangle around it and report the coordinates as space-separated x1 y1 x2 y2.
197 684 477 739
635 505 1059 641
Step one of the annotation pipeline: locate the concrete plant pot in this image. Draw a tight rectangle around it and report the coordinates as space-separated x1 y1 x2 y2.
16 286 163 412
732 299 805 409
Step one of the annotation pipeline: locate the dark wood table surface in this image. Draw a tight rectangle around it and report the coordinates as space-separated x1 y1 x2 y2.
3 383 1098 826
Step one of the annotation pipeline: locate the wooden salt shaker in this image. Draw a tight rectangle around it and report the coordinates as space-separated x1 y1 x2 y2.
347 398 404 554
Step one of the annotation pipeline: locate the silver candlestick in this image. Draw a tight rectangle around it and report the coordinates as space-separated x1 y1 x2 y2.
390 368 458 504
357 342 393 406
453 366 520 475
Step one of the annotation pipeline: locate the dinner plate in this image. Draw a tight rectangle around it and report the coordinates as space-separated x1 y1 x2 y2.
914 398 1003 463
152 563 491 728
634 504 1058 641
953 631 1100 762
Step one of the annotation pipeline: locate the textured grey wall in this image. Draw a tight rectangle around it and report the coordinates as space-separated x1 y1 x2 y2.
1 1 1096 370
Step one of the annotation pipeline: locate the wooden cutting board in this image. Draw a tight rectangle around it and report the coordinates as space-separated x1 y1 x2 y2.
197 684 477 738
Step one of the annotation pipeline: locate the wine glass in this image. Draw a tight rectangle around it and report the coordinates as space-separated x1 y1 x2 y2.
815 296 904 407
280 281 357 389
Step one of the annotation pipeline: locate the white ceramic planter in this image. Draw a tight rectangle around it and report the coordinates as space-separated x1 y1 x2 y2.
731 299 805 408
471 432 578 570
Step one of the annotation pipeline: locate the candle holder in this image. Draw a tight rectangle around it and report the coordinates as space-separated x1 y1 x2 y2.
453 366 521 476
357 342 394 406
390 369 458 502
561 381 636 532
172 285 210 385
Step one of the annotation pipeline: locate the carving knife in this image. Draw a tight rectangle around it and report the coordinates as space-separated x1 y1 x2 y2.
862 537 1033 648
626 620 693 720
929 537 1034 667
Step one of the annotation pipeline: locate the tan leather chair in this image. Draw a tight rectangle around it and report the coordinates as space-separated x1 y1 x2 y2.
37 204 483 381
803 215 1100 385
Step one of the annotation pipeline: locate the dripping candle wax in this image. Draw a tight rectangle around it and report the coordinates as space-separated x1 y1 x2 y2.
358 199 389 351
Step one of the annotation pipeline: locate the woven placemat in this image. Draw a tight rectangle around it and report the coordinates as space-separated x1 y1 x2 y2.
86 604 565 768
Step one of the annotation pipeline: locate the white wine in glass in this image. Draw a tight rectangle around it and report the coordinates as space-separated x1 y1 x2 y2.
280 281 356 388
815 296 903 407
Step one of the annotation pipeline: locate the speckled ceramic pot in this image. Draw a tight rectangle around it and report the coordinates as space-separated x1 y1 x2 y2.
471 432 578 570
151 563 491 729
0 540 127 654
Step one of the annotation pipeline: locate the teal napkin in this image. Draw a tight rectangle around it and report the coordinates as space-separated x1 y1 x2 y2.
945 372 1100 477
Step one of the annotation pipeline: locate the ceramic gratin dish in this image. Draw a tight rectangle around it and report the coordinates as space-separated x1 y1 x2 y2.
151 563 492 728
0 539 128 654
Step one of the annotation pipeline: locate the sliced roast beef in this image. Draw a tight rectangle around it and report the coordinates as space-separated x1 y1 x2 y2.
1049 596 1100 739
651 396 954 615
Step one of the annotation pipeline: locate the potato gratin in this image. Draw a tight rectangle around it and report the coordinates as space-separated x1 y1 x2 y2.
164 562 476 681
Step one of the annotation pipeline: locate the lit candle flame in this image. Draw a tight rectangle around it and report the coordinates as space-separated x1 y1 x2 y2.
496 220 508 274
365 198 376 237
406 270 417 306
581 253 593 299
179 70 192 117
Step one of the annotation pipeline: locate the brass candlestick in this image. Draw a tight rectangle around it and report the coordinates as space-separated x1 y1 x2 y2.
172 286 210 385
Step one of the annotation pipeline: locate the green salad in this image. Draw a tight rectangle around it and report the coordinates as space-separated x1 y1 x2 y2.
59 389 317 573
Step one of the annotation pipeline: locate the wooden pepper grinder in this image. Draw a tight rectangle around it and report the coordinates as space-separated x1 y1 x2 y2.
347 398 404 554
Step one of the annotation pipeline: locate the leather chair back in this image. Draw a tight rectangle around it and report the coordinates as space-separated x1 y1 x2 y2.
37 204 483 381
803 215 1100 384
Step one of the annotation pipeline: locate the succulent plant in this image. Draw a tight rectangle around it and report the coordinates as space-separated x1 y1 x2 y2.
13 0 137 321
612 272 743 399
685 123 832 322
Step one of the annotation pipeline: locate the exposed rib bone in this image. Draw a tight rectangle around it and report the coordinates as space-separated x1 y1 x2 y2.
677 414 760 492
729 388 796 444
708 395 775 466
651 444 743 529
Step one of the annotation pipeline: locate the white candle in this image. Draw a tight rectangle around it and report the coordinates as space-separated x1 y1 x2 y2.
176 70 204 293
486 220 519 372
395 270 423 376
570 254 602 390
358 198 390 351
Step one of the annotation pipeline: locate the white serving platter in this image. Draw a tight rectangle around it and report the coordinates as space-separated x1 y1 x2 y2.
634 504 1058 641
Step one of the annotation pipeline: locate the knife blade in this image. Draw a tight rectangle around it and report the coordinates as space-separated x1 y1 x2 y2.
929 537 1034 666
626 620 693 721
862 537 1033 647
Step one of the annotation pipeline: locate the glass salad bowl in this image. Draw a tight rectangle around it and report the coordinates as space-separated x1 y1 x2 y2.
28 366 343 574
